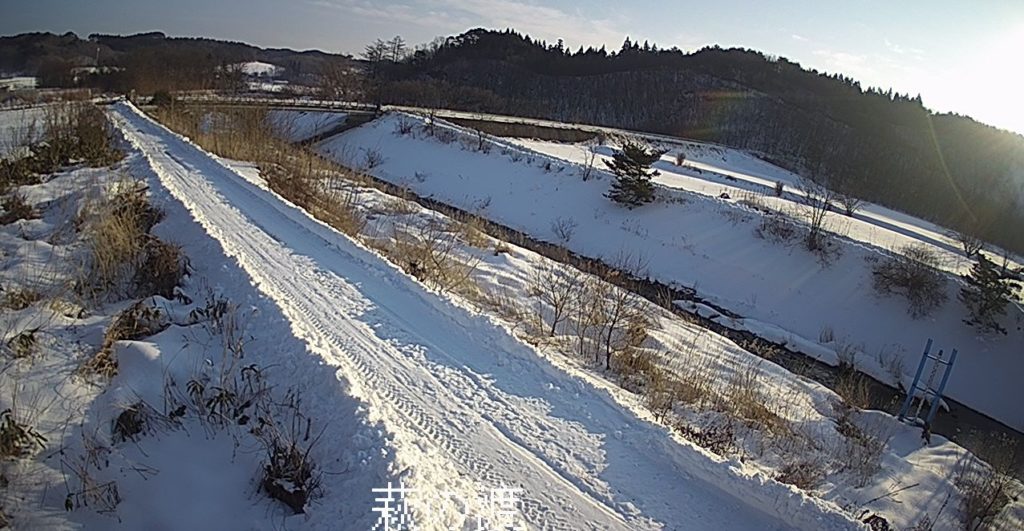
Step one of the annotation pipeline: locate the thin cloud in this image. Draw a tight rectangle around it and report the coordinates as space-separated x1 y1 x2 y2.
310 0 626 49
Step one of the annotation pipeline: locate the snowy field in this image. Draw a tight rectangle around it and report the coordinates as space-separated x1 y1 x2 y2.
317 112 1024 433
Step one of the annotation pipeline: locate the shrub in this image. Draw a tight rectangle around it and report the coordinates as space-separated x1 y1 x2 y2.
835 416 890 487
252 398 323 514
5 328 39 359
0 193 38 225
756 212 798 243
0 408 46 458
775 459 825 490
150 91 175 108
550 216 578 243
134 239 185 299
774 181 785 197
676 418 737 456
111 401 178 443
382 222 479 293
2 288 42 310
82 302 168 378
956 457 1015 530
872 245 948 317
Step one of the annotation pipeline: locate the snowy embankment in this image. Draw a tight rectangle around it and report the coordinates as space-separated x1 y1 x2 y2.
514 138 1020 277
106 102 877 529
317 112 1024 433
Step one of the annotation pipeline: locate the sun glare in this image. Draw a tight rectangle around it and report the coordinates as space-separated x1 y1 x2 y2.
961 25 1024 134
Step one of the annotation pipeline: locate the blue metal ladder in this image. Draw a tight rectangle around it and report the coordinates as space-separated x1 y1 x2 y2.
897 338 958 426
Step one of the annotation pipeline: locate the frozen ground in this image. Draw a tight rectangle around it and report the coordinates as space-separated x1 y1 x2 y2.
318 112 1024 433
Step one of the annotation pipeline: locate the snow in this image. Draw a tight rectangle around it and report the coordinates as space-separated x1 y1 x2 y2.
235 61 283 77
269 109 348 142
515 138 1020 277
3 101 1021 530
318 112 1024 433
105 101 869 529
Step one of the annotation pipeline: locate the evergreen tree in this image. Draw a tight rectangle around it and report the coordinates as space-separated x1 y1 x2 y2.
959 254 1016 334
603 142 664 207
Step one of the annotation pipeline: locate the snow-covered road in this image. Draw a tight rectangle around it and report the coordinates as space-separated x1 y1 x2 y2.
108 102 859 530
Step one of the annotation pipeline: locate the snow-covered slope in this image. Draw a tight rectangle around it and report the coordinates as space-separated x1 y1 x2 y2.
319 113 1024 432
109 102 865 529
515 139 1020 276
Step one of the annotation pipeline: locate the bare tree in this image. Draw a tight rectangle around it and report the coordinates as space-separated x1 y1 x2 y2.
550 216 578 243
950 228 984 258
580 143 598 181
835 192 864 217
318 60 362 101
597 286 647 370
798 178 837 251
572 276 608 360
529 262 584 337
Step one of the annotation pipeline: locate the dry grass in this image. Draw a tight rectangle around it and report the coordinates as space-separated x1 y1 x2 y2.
312 187 367 237
775 458 826 490
4 328 39 359
2 288 42 311
81 302 168 378
453 216 491 249
955 442 1019 530
756 211 798 243
133 239 185 299
155 106 367 241
0 408 46 458
834 368 872 411
721 364 790 436
79 183 167 299
1 103 122 193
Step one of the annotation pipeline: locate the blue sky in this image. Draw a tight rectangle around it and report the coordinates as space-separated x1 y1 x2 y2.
3 0 1024 134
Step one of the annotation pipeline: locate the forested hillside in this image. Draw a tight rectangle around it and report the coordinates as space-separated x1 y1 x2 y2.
0 31 355 93
376 29 1024 253
2 28 1021 252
